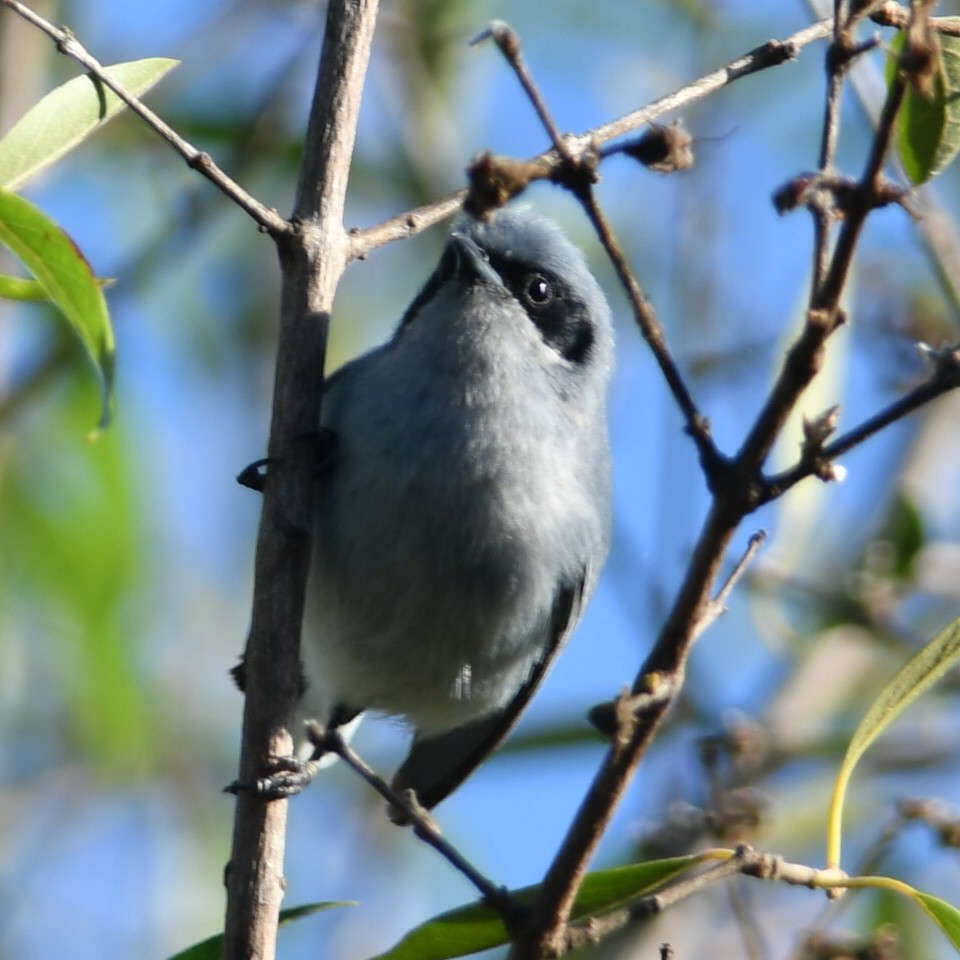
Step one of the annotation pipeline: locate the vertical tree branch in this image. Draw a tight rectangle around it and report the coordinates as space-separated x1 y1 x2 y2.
222 2 379 958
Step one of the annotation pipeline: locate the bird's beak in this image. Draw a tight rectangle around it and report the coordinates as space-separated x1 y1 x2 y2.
448 232 506 290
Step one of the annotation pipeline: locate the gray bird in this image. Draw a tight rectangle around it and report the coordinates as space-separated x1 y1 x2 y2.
299 204 614 810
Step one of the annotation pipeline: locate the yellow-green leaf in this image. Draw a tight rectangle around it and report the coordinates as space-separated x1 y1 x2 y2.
827 617 960 867
912 890 960 952
0 188 114 427
888 22 960 185
373 855 708 960
0 58 179 191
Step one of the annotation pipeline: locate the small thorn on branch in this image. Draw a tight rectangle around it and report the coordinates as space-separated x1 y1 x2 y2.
801 405 847 484
826 32 883 75
802 403 840 448
700 530 768 631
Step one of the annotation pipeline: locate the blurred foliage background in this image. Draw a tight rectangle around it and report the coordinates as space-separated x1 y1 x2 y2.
2 1 960 958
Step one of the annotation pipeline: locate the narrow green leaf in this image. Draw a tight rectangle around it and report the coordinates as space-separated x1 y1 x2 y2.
912 890 960 951
883 494 925 580
826 617 960 867
888 22 960 184
0 58 179 191
165 902 356 960
933 22 960 180
0 188 114 427
0 273 49 300
373 855 709 960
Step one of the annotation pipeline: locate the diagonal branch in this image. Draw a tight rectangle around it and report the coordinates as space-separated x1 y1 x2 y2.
348 17 834 259
313 724 523 927
0 0 290 235
735 1 915 477
761 344 960 501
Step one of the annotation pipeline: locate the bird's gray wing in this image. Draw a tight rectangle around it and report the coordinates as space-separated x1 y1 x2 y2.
391 573 588 811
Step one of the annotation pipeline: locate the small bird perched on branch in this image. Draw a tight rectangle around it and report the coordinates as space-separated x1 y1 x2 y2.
298 204 615 811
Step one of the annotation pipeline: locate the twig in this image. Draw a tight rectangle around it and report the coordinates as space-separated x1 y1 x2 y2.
0 0 290 236
577 180 719 474
581 20 833 151
563 855 746 950
471 22 568 158
348 17 834 260
472 22 719 478
871 1 960 36
810 0 960 315
698 530 768 635
809 0 850 292
562 843 849 954
314 725 522 927
761 343 960 501
783 805 911 960
734 4 917 479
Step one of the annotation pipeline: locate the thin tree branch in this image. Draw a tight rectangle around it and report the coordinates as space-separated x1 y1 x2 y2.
698 530 768 634
347 17 834 260
508 498 741 959
564 855 746 951
809 0 960 319
579 182 720 475
562 842 852 955
222 2 379 959
0 0 290 235
471 21 568 156
808 0 850 293
734 23 913 476
761 343 960 501
871 1 960 36
472 20 719 477
576 183 718 473
586 20 833 148
312 724 522 927
495 7 935 955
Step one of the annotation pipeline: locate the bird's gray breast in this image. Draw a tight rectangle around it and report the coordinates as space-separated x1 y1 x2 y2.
305 298 606 733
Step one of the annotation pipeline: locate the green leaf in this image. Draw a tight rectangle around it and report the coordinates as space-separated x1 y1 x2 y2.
912 890 960 952
0 58 179 190
888 22 960 185
826 617 960 867
0 188 114 428
0 273 49 301
882 493 925 580
165 902 356 960
0 393 151 770
373 855 708 960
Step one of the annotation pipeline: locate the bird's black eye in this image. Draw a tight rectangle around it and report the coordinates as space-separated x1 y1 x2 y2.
525 274 552 305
